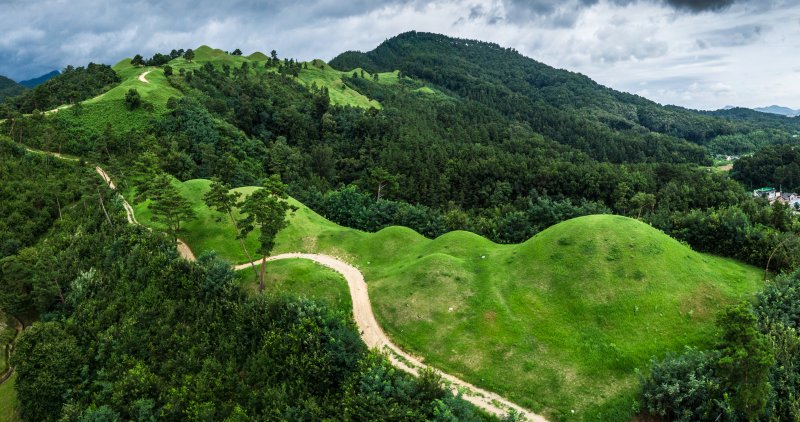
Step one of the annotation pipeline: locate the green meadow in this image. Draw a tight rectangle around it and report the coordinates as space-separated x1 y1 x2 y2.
132 178 764 419
0 374 20 422
235 259 351 315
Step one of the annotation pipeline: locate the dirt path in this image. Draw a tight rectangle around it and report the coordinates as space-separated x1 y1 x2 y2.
0 317 23 386
138 70 152 83
28 147 546 420
233 253 546 421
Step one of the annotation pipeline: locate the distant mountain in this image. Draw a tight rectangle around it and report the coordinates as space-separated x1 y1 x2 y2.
753 105 800 117
0 74 27 100
19 70 60 88
702 107 800 131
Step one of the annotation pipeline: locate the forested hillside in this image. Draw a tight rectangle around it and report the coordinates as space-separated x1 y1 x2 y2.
5 64 119 113
333 32 800 154
0 76 26 101
5 34 800 270
732 144 800 192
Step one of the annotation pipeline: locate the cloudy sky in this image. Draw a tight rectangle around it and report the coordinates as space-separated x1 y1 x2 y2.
1 0 797 109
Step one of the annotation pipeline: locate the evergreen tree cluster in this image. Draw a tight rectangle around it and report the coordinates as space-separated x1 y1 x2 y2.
641 270 800 421
6 63 119 113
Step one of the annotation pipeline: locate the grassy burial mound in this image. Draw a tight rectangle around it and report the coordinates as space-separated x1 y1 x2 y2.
133 179 763 419
235 258 352 314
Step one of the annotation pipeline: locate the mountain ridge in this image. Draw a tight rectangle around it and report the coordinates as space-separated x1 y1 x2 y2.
753 105 800 117
331 31 800 157
18 70 60 88
0 74 26 100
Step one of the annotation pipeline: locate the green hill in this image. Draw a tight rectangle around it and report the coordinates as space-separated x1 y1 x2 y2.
0 75 26 100
45 45 395 136
166 47 386 108
49 60 181 134
131 178 763 419
246 51 269 61
331 31 800 158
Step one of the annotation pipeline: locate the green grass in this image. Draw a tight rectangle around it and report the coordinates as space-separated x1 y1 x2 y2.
132 178 764 420
0 374 21 422
165 48 400 109
52 59 182 134
236 259 351 314
298 60 382 108
44 45 415 136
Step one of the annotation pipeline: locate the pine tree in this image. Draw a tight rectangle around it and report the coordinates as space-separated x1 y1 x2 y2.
238 175 296 292
149 175 195 241
203 178 258 275
716 303 775 419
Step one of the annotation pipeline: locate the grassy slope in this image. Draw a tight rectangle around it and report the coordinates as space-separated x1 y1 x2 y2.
236 259 351 315
132 179 763 419
0 374 20 422
43 45 421 137
51 59 182 134
166 47 389 109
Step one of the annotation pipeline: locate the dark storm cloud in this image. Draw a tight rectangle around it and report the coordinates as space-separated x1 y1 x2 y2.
457 0 762 30
662 0 736 11
696 23 769 48
487 0 773 26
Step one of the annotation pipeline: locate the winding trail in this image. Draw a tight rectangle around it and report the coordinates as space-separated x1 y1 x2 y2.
138 70 152 83
0 317 23 386
24 147 546 420
235 254 545 420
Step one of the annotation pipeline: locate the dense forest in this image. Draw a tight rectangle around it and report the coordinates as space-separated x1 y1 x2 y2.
3 63 119 113
0 76 26 101
732 144 800 192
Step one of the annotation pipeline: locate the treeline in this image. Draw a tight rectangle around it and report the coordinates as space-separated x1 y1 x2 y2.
297 185 609 243
648 200 800 273
640 269 800 421
732 144 800 192
704 107 800 135
3 63 119 113
706 129 793 156
131 48 188 67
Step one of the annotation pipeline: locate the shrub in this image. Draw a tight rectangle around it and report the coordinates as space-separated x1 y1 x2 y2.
640 347 727 421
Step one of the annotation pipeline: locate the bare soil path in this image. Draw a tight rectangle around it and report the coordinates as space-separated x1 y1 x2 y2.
235 254 546 420
138 70 152 83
